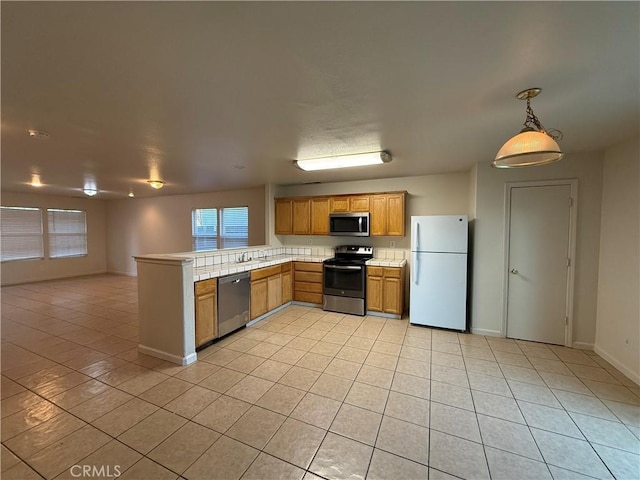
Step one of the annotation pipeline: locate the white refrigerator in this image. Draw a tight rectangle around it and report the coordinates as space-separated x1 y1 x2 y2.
410 215 468 330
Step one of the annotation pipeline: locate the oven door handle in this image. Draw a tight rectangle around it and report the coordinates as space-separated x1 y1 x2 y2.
324 265 362 271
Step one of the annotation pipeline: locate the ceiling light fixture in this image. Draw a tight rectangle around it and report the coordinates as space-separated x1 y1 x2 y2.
493 88 563 168
83 188 98 196
128 189 135 198
30 173 43 187
28 129 50 140
147 180 165 189
294 151 392 172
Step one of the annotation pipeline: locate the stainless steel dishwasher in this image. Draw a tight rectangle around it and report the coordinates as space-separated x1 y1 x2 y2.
217 271 250 337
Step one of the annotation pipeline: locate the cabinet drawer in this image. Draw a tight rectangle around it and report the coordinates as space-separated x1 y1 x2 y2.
383 267 402 278
294 291 323 304
195 278 217 295
294 281 323 293
367 266 383 277
281 262 292 273
295 271 323 283
251 265 281 281
294 262 323 273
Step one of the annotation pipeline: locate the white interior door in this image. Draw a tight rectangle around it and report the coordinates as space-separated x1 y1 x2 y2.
506 184 573 345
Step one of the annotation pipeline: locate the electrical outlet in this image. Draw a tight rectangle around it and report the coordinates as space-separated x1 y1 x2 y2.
308 239 313 245
389 241 396 248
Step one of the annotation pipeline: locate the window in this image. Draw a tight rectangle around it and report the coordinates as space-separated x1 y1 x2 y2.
192 206 248 251
1 206 44 261
47 209 88 258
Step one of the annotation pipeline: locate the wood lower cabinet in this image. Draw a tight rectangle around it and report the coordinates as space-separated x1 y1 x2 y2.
250 262 293 320
250 277 268 320
195 278 217 348
294 261 323 305
281 263 292 304
366 265 405 316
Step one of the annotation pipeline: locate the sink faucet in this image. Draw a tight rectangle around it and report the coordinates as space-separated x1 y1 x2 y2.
239 252 248 263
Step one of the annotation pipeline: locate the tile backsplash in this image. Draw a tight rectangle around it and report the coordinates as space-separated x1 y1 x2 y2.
182 245 404 268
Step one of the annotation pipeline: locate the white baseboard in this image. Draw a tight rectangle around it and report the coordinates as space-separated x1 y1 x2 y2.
471 328 503 337
138 344 196 366
108 269 137 277
572 342 594 351
593 345 640 386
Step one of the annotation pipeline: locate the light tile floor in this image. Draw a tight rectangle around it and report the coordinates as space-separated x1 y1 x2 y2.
1 274 639 480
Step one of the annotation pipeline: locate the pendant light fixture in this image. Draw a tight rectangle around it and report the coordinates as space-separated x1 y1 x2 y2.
493 88 563 168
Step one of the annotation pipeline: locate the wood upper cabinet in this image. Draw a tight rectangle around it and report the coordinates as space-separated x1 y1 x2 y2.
292 199 311 235
370 193 406 236
366 266 405 316
195 278 217 347
330 195 370 213
275 199 293 235
311 198 330 235
349 195 370 212
275 191 405 237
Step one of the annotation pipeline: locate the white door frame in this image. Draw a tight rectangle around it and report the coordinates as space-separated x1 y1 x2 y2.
501 179 578 347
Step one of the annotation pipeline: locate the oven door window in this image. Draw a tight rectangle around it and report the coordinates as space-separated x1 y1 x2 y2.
324 264 364 297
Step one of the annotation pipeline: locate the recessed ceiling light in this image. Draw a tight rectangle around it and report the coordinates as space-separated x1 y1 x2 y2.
28 129 50 140
147 180 165 189
83 188 98 196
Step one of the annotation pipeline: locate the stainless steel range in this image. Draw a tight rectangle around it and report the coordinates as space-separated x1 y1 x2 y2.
323 245 373 316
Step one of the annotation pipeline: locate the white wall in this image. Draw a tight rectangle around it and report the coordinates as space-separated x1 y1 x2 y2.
471 153 604 347
106 186 266 275
274 172 470 251
595 137 639 383
1 192 107 285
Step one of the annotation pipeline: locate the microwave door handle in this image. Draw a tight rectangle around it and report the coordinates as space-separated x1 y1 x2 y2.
359 216 363 232
325 265 362 271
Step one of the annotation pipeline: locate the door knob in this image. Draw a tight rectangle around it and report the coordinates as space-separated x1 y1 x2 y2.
510 268 518 274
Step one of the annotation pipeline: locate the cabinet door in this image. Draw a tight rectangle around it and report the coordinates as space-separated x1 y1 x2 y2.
292 199 311 235
329 197 349 212
267 274 282 312
250 278 268 320
281 270 292 304
366 275 383 312
382 276 402 314
275 199 293 235
310 198 330 235
370 195 388 236
349 195 370 212
386 193 406 236
195 280 217 347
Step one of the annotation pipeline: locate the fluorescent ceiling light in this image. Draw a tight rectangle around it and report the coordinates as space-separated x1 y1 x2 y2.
295 151 392 171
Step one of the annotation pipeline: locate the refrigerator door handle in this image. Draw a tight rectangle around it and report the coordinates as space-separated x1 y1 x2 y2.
413 254 419 284
414 223 420 251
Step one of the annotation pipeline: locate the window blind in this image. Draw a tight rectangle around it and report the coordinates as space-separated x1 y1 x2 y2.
192 208 218 250
220 207 249 249
47 209 88 258
1 206 44 261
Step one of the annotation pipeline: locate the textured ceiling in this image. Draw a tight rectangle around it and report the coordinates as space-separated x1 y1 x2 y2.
2 2 638 198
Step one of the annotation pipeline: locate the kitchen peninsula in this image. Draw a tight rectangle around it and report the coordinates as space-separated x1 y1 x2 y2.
134 245 406 365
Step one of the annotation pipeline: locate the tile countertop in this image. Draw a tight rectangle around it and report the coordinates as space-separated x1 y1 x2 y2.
193 255 407 282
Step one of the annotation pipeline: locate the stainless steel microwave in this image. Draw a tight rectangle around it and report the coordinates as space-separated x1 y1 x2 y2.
329 212 370 237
